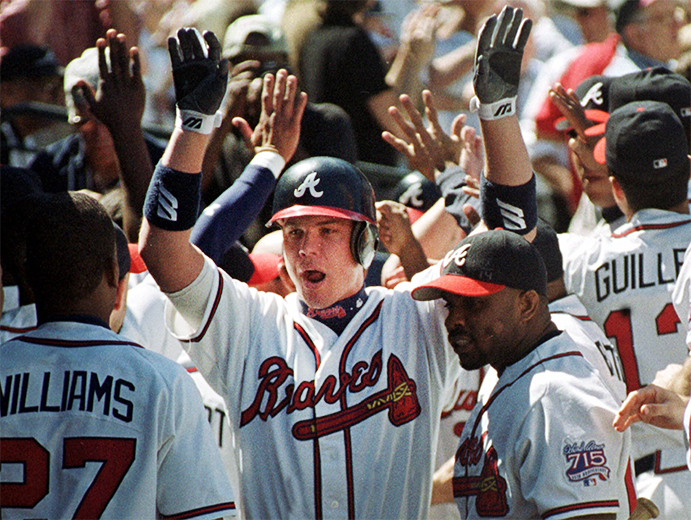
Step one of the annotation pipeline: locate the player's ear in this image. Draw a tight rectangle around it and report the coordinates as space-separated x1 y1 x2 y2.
517 289 541 323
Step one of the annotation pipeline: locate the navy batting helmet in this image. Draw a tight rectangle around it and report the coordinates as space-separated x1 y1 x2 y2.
270 157 378 268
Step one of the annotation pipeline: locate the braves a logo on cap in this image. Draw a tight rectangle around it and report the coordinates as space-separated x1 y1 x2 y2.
294 172 324 198
398 183 424 208
563 440 611 486
580 82 605 108
442 244 472 269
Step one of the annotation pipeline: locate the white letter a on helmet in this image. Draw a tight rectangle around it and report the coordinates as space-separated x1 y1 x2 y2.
294 172 324 198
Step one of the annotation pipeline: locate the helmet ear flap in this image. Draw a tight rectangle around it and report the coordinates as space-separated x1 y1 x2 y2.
351 221 378 269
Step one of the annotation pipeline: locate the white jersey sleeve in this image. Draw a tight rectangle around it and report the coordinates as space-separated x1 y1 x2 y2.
673 242 691 340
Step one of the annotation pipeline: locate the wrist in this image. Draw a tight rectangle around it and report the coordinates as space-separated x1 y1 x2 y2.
469 96 517 120
175 107 223 134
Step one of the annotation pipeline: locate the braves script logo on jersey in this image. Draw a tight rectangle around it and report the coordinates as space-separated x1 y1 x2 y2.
454 438 509 516
563 440 610 485
294 172 324 198
306 306 346 319
443 244 472 269
240 351 421 438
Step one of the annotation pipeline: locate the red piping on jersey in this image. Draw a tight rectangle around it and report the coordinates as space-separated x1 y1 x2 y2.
14 337 143 349
625 459 636 515
186 367 198 373
159 501 236 520
295 322 321 369
652 450 689 474
470 351 583 438
293 323 324 517
0 324 37 333
611 220 691 238
190 270 225 343
338 300 385 520
542 500 619 519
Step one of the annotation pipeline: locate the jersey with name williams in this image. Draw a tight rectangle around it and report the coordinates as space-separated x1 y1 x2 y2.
453 332 635 520
164 254 462 520
0 320 235 520
563 209 691 392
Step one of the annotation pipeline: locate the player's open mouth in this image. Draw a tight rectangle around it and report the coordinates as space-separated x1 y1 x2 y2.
304 270 326 284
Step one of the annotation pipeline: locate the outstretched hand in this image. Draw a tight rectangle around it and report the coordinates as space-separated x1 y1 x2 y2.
74 29 145 134
613 384 689 432
473 5 531 106
232 69 308 163
168 28 228 132
383 90 476 181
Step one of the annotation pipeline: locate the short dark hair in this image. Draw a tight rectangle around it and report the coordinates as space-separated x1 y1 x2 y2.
26 192 116 309
614 172 689 213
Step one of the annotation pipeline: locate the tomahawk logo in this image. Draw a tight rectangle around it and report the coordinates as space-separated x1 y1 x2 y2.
493 103 514 118
443 243 472 269
398 183 424 208
294 172 324 198
182 116 203 130
156 185 178 221
580 82 605 108
497 199 526 231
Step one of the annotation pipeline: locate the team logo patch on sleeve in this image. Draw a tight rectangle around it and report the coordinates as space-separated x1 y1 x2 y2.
563 440 611 486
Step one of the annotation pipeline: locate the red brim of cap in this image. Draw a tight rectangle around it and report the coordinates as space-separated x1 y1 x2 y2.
269 205 374 224
593 137 607 165
584 121 607 137
554 109 609 132
411 274 506 301
406 207 425 224
248 253 281 286
128 243 147 274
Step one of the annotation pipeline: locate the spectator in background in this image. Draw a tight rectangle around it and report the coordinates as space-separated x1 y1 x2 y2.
28 30 162 241
299 0 435 166
0 45 68 166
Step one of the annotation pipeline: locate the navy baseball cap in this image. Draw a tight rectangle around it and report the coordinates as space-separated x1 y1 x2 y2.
555 75 613 132
411 230 548 301
0 45 63 81
585 67 691 141
594 100 689 183
390 171 441 223
532 220 564 284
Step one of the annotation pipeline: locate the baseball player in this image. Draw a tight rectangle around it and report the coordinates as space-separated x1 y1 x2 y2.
561 100 691 517
411 230 635 519
0 192 235 519
139 27 471 519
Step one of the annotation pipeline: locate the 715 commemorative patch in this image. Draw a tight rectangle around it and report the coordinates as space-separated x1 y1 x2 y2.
563 440 611 486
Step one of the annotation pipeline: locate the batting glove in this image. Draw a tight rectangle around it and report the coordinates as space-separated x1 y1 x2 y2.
471 6 532 121
168 27 228 134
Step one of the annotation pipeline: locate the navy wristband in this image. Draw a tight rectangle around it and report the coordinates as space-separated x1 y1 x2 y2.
480 172 537 235
144 162 202 231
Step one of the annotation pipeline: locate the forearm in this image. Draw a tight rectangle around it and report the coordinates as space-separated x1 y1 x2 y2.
481 116 531 187
139 129 210 293
109 125 154 241
396 235 429 281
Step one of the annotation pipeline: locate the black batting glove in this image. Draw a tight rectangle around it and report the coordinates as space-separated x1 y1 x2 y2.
471 6 532 120
168 27 228 133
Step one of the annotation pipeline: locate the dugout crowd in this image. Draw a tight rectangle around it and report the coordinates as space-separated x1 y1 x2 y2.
2 0 691 519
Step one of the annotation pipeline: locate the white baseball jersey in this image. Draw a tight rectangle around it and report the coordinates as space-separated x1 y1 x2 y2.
120 274 238 502
0 320 236 519
673 241 691 339
453 331 635 520
563 208 691 517
684 400 691 471
164 254 461 520
0 303 37 344
549 294 627 402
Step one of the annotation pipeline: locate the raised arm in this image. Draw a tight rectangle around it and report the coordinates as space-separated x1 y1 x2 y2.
139 27 306 293
471 6 536 241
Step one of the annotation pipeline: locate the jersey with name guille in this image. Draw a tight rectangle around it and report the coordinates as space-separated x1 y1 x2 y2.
453 331 636 520
0 320 236 519
164 254 462 520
